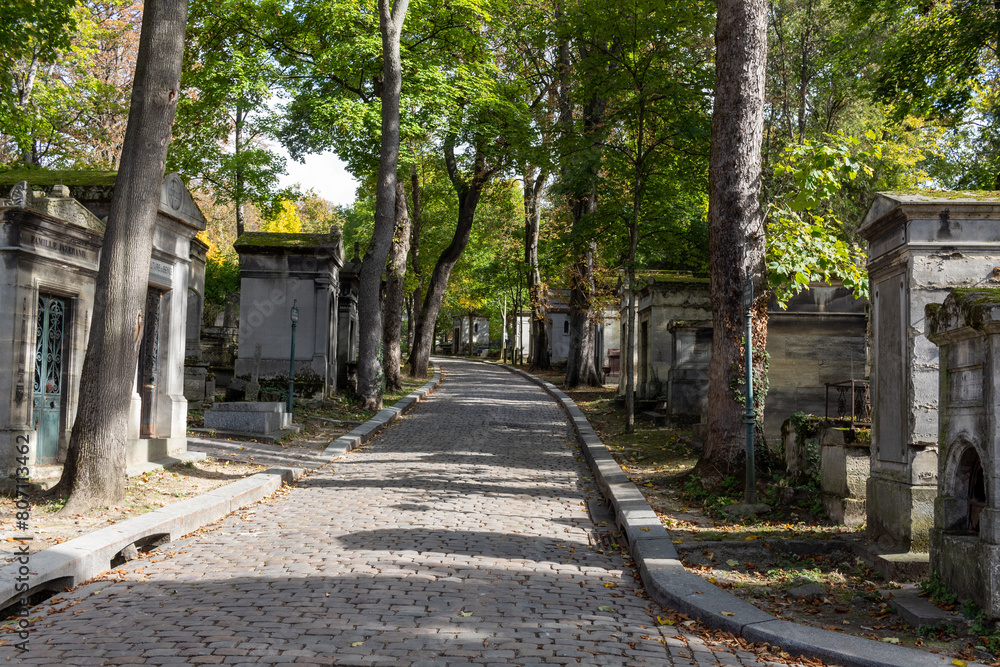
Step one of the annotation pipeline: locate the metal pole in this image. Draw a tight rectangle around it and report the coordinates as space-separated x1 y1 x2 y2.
743 271 756 504
288 300 298 415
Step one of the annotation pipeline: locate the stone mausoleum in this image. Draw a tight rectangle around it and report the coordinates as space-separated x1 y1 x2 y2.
859 192 1000 552
620 273 867 437
0 172 205 475
234 230 353 399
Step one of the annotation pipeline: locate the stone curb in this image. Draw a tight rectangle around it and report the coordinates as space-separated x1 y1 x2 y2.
500 364 969 667
0 467 301 612
0 364 443 613
317 364 443 462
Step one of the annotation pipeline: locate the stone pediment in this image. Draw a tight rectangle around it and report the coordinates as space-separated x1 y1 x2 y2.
160 172 206 231
2 181 106 234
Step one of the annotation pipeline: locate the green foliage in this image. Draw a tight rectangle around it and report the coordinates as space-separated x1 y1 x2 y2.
919 571 959 606
168 0 289 221
681 474 743 513
767 133 873 308
262 200 303 234
1 1 137 169
203 254 240 325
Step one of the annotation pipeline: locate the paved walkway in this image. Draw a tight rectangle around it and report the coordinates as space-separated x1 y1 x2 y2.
10 359 790 666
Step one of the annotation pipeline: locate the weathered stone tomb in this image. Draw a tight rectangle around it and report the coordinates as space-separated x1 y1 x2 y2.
859 192 1000 551
0 172 205 474
233 230 349 398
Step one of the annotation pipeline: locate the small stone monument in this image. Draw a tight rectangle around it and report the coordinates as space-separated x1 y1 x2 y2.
245 344 262 402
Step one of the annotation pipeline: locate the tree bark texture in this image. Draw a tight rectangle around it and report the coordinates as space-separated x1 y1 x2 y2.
524 168 550 370
696 0 769 482
407 137 496 377
382 179 411 393
408 165 422 351
467 311 474 356
562 82 604 389
355 0 410 410
52 0 188 512
564 242 600 388
624 189 640 434
235 103 245 238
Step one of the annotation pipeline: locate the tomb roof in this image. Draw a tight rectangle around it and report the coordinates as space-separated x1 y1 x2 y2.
234 230 343 249
860 190 1000 235
638 270 709 285
927 287 1000 340
0 168 206 231
0 168 117 188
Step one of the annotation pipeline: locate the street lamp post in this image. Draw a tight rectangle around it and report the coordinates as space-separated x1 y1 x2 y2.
742 270 756 504
288 300 298 415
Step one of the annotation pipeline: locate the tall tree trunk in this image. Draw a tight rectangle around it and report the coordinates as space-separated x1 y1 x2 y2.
467 311 474 356
355 0 410 411
524 168 550 370
565 241 600 387
625 178 641 434
695 0 768 483
408 164 422 352
235 104 245 238
562 53 604 389
50 0 188 512
408 137 496 377
383 180 411 392
625 103 647 433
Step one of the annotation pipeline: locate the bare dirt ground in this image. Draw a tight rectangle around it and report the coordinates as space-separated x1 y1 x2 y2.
0 458 266 558
518 363 998 665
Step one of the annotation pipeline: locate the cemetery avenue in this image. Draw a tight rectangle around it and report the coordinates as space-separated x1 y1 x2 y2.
2 359 812 666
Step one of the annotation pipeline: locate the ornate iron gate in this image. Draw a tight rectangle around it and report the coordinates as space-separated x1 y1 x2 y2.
33 295 66 462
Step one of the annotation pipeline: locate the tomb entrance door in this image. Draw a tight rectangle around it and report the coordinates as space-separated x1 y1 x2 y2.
33 295 67 463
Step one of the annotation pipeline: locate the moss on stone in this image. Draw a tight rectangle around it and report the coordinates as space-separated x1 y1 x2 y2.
641 270 710 285
234 231 341 249
0 168 118 188
885 188 1000 202
936 288 1000 332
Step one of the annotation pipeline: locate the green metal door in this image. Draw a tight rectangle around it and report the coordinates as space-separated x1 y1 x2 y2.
33 295 66 463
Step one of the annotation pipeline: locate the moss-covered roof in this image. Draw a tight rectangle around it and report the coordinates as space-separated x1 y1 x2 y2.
640 270 709 285
928 287 1000 335
234 231 342 248
882 189 1000 202
0 168 118 188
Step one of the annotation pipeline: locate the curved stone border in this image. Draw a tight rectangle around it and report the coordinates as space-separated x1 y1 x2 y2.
317 364 442 462
502 364 966 667
0 363 443 614
0 466 301 612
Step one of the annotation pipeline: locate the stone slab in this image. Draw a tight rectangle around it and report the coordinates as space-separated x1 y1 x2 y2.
204 409 284 434
888 588 959 629
207 401 287 413
853 542 931 582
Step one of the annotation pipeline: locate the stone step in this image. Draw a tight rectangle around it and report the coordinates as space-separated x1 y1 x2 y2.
885 587 961 629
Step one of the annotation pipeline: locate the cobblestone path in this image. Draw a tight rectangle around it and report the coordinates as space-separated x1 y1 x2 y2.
9 359 788 666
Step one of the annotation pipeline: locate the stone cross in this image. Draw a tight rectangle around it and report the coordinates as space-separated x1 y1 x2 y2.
245 343 262 402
